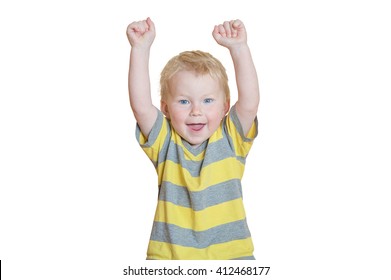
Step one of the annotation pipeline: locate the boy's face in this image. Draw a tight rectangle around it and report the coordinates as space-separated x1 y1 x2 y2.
161 70 229 148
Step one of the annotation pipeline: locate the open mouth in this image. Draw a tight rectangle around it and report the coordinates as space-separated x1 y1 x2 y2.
187 123 205 131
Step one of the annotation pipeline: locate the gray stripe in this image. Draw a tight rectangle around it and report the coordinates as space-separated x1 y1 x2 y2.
230 256 256 260
158 179 243 211
182 138 208 156
136 108 164 148
150 219 251 249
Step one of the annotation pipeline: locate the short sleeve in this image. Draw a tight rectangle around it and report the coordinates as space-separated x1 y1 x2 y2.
224 105 258 158
135 109 171 166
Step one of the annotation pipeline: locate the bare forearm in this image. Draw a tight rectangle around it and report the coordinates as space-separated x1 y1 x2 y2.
230 45 260 115
128 47 157 137
128 48 154 116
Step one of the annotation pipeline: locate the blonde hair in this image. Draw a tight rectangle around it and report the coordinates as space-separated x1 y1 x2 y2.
160 50 230 101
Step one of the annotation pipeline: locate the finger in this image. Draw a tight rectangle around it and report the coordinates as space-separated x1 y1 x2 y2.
223 21 231 37
128 21 143 33
217 24 226 37
232 19 242 29
127 21 139 30
229 20 238 37
127 23 139 36
140 20 149 32
146 17 155 33
136 19 151 34
232 19 245 34
212 25 220 37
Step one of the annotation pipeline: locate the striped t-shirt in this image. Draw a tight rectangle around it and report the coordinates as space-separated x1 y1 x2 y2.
136 105 258 260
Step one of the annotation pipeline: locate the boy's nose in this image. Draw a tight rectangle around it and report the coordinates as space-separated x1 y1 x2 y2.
190 105 202 116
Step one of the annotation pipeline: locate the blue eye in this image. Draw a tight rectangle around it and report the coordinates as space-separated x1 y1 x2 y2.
204 98 214 104
179 99 190 105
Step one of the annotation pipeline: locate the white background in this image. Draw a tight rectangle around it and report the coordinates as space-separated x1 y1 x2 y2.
1 0 390 279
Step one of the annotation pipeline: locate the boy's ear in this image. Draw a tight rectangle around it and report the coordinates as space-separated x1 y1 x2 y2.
224 100 230 115
160 100 170 119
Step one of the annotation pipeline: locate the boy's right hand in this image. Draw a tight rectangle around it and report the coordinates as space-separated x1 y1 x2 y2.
126 17 155 49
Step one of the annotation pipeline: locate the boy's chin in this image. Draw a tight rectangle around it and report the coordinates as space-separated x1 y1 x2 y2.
185 137 206 148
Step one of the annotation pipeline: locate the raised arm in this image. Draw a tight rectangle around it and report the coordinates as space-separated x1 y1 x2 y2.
212 20 260 136
127 17 158 138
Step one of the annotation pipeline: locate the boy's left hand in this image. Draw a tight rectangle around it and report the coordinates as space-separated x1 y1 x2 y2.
212 19 247 49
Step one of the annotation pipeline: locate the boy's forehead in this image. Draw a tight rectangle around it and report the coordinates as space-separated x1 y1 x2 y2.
170 70 219 84
172 69 208 78
170 71 221 88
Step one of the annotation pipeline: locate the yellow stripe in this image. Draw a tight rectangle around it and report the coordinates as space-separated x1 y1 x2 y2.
154 198 246 231
147 238 254 260
209 125 224 142
157 159 244 191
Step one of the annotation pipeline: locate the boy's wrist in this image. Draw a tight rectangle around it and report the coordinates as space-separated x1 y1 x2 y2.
131 44 153 52
229 43 250 57
130 45 153 59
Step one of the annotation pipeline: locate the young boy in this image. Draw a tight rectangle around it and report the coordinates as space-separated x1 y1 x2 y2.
126 17 259 260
